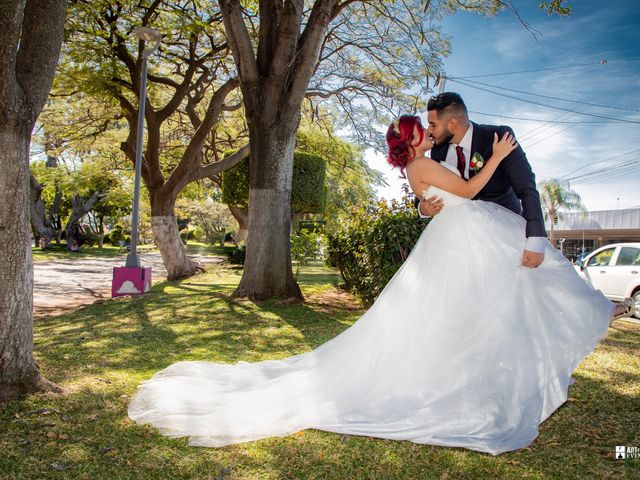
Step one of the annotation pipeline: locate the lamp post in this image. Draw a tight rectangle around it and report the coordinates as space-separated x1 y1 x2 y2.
112 26 161 298
125 26 161 268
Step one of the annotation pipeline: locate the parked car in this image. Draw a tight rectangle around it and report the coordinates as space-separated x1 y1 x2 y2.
574 250 592 264
575 243 640 318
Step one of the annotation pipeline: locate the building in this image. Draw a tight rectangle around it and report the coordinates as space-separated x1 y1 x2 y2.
546 207 640 260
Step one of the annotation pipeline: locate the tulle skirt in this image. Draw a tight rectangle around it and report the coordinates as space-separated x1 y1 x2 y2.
128 200 612 454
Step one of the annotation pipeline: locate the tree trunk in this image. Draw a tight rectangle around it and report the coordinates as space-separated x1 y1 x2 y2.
29 174 54 247
150 196 200 280
234 125 303 301
0 126 56 401
228 205 248 243
64 192 102 251
98 216 104 248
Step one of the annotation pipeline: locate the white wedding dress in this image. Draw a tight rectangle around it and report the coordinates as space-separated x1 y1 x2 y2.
128 165 613 455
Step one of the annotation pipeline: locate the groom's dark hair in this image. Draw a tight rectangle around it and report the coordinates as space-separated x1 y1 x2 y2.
427 92 468 121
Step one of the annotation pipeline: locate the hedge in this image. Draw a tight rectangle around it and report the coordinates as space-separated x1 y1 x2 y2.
221 151 327 214
326 200 430 306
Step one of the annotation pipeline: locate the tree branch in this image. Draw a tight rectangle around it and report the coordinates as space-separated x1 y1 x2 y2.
197 144 250 179
219 0 260 87
15 0 68 122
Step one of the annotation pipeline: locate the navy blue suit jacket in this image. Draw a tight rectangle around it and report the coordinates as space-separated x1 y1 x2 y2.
423 122 547 238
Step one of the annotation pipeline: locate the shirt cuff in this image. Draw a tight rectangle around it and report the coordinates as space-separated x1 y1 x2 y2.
417 204 430 219
525 236 548 253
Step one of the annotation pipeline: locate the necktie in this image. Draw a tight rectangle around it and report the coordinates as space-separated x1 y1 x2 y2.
455 145 466 179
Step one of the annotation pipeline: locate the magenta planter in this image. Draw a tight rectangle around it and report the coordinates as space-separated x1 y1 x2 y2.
112 267 152 297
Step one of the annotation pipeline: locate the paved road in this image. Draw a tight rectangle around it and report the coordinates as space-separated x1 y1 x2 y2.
33 252 224 317
31 253 640 326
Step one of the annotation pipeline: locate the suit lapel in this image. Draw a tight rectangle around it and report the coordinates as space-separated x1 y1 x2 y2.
468 121 486 180
430 143 448 163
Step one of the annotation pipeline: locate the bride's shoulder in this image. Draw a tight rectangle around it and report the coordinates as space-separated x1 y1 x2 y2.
407 156 438 170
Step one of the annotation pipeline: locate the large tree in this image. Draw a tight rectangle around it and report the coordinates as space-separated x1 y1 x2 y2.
57 0 249 279
0 0 67 401
219 0 445 300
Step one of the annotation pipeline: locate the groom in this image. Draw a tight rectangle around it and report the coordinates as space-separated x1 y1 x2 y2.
418 92 548 268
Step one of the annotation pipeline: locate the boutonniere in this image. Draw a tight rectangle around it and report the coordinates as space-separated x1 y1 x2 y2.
470 152 484 173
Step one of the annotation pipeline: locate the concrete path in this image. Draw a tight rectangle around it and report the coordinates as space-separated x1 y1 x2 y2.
33 252 224 317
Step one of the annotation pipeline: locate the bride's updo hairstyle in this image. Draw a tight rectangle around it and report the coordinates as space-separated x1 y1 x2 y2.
386 114 424 175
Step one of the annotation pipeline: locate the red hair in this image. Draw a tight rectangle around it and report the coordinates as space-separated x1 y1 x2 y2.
386 115 424 175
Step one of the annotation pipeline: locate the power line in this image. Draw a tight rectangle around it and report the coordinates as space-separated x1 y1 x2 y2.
571 166 640 185
520 112 576 143
454 78 640 113
454 61 608 79
567 158 639 181
519 112 577 142
448 77 640 124
521 123 576 149
567 160 640 184
558 148 640 178
467 110 615 124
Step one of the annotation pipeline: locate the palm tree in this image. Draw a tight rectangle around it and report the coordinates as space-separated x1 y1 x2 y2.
538 179 587 248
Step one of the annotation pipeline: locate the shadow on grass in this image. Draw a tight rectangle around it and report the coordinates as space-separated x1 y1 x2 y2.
5 265 637 479
33 268 356 386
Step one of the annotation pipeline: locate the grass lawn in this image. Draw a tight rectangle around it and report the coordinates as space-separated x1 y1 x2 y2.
1 262 639 479
31 242 234 262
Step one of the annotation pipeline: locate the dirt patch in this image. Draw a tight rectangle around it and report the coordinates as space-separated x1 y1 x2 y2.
305 288 364 313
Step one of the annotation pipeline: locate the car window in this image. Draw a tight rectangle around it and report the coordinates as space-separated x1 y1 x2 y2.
587 248 615 267
615 247 640 266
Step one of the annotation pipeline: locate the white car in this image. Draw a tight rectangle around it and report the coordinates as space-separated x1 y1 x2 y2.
575 242 640 318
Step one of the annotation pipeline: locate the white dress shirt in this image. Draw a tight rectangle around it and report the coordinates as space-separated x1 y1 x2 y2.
419 123 547 254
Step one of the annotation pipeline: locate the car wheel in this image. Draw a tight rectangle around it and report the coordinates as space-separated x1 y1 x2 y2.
634 290 640 319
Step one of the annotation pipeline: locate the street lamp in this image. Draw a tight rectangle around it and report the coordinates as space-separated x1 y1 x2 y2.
112 26 161 298
125 26 161 268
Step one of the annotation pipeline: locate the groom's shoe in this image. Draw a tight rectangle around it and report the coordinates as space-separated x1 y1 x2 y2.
611 297 635 323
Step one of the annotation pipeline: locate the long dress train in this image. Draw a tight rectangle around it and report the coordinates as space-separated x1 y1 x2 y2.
128 169 612 455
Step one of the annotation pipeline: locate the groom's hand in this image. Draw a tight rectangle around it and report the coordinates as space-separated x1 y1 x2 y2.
419 195 444 216
522 250 544 268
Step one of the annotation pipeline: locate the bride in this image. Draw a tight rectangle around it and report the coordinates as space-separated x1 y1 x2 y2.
128 115 628 455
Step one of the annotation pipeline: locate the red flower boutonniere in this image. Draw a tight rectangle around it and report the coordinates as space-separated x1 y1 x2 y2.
470 152 485 173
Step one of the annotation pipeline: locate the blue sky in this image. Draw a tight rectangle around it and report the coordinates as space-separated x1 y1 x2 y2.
370 0 640 211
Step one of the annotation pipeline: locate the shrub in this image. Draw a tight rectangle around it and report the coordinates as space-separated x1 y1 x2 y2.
82 231 99 247
326 199 429 306
179 228 203 242
108 224 127 246
227 243 247 265
291 231 325 278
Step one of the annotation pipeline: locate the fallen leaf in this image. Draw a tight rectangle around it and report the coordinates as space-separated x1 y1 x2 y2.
50 462 71 471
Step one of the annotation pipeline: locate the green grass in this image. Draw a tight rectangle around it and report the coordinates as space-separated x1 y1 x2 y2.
1 263 639 479
31 242 233 262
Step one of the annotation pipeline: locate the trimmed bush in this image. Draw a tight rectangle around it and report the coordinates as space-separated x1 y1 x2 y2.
326 199 430 306
222 151 327 214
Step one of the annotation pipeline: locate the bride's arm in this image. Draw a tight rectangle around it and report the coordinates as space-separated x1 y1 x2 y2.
407 132 517 199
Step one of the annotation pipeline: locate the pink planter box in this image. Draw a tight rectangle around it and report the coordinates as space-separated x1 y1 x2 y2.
112 267 152 297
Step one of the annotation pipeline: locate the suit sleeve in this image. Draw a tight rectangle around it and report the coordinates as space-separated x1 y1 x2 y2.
499 127 547 238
